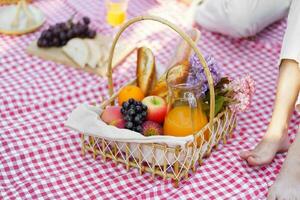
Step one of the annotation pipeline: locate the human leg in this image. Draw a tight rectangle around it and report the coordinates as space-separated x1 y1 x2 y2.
267 128 300 200
240 0 300 166
267 1 300 198
240 59 300 166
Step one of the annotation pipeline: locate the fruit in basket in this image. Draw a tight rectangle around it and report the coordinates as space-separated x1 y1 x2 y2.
120 99 148 133
118 85 144 105
136 47 156 95
141 96 167 124
109 119 125 128
142 121 163 136
62 38 89 68
163 106 208 137
37 16 96 48
101 106 125 128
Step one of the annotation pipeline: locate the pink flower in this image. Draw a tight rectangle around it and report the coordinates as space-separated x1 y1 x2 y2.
227 75 255 112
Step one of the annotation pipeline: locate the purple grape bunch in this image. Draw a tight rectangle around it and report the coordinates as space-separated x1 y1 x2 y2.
187 54 222 97
37 16 96 48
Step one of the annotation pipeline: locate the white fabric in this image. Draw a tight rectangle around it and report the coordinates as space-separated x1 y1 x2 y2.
65 104 193 147
195 0 300 110
195 0 291 38
65 104 203 165
279 0 300 65
281 0 300 111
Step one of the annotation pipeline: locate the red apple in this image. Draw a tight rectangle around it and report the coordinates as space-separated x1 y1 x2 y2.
101 106 125 128
142 96 167 124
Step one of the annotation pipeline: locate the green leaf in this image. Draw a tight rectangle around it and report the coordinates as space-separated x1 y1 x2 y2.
201 101 210 116
202 95 226 117
201 76 231 117
214 95 225 115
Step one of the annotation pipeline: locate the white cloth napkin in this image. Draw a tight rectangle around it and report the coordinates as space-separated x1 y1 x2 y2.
65 104 193 148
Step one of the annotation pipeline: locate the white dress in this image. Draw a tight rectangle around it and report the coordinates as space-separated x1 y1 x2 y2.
195 0 300 110
282 0 300 111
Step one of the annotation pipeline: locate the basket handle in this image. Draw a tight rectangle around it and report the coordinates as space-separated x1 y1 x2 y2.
106 15 215 128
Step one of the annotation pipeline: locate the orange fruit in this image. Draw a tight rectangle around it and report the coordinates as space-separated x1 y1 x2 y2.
164 106 208 142
118 85 145 105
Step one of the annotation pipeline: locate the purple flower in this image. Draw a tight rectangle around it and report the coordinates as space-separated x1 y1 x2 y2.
187 54 222 97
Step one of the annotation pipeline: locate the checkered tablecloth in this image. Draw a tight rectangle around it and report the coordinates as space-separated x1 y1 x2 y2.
1 0 299 199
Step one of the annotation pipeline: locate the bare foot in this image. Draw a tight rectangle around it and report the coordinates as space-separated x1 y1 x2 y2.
267 149 300 199
240 130 290 166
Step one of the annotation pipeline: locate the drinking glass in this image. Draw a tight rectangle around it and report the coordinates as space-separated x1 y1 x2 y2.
105 0 128 27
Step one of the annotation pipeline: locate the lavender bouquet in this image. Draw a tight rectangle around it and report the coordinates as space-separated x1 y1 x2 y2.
187 54 255 116
187 54 222 97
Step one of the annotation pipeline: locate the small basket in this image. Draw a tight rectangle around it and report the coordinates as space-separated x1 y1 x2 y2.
80 16 237 187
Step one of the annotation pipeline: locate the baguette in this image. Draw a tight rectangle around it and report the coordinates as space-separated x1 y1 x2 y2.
136 47 156 95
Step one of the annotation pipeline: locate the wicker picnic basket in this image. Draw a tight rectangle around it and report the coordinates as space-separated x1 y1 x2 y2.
80 16 237 187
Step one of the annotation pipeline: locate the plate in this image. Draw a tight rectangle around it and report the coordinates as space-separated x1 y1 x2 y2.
0 4 45 35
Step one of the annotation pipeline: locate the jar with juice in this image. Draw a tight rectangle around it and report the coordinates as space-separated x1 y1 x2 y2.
105 0 127 27
163 64 209 141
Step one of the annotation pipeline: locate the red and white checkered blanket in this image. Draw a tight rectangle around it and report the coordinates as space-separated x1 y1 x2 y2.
1 0 299 199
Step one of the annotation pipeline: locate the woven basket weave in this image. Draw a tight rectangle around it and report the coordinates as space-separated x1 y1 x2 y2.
81 15 237 187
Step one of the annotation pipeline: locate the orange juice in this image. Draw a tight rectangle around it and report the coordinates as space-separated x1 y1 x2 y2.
106 2 126 26
163 106 208 137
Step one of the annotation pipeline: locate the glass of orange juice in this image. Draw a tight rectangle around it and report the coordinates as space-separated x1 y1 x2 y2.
105 0 128 27
163 65 208 139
